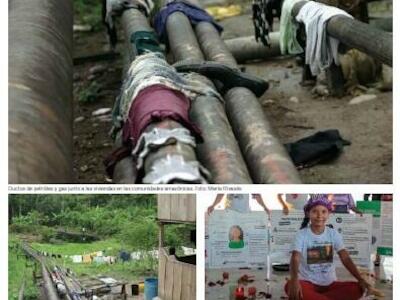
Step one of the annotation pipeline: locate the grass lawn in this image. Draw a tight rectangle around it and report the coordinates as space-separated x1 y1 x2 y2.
31 238 157 283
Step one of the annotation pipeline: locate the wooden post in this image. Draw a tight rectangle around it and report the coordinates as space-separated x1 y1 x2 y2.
159 222 165 248
121 284 127 299
326 63 345 97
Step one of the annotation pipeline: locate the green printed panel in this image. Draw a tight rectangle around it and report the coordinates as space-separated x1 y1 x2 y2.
356 201 381 217
377 247 392 256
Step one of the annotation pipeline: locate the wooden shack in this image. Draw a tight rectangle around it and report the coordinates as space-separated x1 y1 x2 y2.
157 194 196 300
157 194 196 223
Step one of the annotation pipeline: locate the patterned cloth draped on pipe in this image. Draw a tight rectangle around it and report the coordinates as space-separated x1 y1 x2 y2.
113 52 223 130
153 0 223 43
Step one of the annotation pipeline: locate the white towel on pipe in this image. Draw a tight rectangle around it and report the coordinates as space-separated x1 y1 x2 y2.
295 1 353 75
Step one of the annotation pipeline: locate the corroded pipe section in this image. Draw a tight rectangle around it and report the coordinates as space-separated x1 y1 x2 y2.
113 9 205 183
166 13 252 183
225 87 301 183
121 8 153 61
9 0 73 183
189 76 252 183
166 12 205 62
224 33 282 63
195 21 237 68
42 264 61 300
194 21 301 183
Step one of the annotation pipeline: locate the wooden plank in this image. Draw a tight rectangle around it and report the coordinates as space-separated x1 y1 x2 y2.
158 194 171 220
181 264 191 300
159 223 165 248
170 194 182 221
165 255 174 300
158 248 167 299
187 194 196 222
179 195 188 222
189 265 196 300
158 194 196 223
172 262 183 300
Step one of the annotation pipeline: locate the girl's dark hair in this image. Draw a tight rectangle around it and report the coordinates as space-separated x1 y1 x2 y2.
300 217 310 229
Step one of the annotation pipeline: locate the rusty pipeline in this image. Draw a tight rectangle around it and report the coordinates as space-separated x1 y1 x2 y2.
165 12 253 183
193 20 301 183
110 8 207 183
9 0 74 183
224 33 282 64
42 263 61 300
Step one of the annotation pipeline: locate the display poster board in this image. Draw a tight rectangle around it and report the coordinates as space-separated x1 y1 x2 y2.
357 201 393 256
270 211 304 264
356 201 381 252
327 214 372 267
270 211 372 267
378 202 393 256
208 210 268 268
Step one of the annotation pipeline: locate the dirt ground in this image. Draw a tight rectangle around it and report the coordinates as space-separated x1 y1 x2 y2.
72 3 392 184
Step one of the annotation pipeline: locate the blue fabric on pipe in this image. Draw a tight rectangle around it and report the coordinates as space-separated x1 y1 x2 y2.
154 0 223 43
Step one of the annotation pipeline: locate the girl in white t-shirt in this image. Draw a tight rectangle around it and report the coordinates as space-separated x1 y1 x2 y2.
286 196 371 300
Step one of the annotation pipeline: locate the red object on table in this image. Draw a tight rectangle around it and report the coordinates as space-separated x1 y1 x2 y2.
235 287 245 300
248 286 257 296
223 272 229 280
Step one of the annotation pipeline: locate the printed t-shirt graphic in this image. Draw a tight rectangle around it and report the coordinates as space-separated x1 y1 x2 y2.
292 227 345 286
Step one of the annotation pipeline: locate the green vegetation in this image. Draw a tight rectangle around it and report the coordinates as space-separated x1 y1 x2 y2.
9 194 195 286
74 0 103 31
31 238 156 282
8 238 39 300
78 81 101 103
9 194 194 249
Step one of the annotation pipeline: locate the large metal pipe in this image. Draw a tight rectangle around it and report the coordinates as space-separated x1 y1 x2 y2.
42 264 61 300
110 8 205 183
22 243 60 300
292 1 392 66
114 6 251 183
224 33 282 63
9 0 74 183
166 13 253 183
194 21 301 183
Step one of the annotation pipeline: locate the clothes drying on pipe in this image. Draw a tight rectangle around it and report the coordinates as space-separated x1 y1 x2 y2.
295 1 353 75
280 0 307 55
153 0 223 43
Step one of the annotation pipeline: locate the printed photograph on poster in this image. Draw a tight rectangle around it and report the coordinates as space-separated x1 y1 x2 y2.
208 210 268 268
